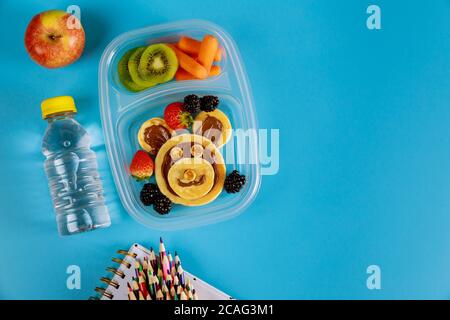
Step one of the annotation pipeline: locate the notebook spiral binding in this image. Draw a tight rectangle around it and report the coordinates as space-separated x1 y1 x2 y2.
111 257 132 268
106 266 125 278
117 249 137 258
100 277 120 289
90 244 232 300
89 249 133 300
94 287 114 299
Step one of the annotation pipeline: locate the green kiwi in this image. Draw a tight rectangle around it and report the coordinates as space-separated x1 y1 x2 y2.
128 47 159 87
137 44 178 84
118 48 147 92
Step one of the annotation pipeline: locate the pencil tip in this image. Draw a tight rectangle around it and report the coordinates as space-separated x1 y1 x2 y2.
160 237 163 243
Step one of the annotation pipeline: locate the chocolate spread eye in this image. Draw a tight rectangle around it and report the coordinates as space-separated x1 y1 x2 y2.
191 144 204 158
170 147 183 161
202 146 216 164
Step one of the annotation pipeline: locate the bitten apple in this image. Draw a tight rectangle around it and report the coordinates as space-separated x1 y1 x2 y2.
24 10 85 68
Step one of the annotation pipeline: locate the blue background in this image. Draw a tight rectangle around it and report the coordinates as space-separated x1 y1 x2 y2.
0 0 449 299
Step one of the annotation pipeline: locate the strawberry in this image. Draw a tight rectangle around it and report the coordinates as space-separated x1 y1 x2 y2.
164 102 193 130
129 150 154 181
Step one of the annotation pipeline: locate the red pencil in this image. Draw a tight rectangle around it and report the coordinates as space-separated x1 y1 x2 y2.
138 273 148 298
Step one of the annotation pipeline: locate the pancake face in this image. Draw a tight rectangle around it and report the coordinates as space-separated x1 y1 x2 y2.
138 117 175 155
168 158 215 200
155 134 226 206
192 109 232 148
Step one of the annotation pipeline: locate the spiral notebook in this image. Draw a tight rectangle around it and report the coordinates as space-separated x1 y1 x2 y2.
92 243 232 300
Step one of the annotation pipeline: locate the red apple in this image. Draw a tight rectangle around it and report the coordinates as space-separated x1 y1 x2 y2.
24 10 85 68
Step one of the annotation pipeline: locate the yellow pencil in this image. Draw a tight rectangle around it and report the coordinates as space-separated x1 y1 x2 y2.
156 288 164 300
180 291 188 300
127 283 137 300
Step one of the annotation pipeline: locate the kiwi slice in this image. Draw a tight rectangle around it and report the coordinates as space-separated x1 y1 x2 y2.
118 48 147 92
128 47 159 87
138 44 178 84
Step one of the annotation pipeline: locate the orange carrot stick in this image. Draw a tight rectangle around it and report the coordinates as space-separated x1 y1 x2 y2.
197 35 219 74
175 65 221 81
175 68 195 81
178 36 221 62
209 65 221 76
168 44 208 80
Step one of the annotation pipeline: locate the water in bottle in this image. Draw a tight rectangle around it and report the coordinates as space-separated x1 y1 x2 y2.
41 96 111 235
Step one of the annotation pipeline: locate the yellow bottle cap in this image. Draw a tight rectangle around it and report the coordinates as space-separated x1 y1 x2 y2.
41 96 77 119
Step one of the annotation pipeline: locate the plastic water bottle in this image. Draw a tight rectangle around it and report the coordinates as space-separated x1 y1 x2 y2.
41 96 111 235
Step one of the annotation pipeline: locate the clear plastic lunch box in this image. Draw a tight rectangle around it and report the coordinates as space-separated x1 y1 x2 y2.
99 20 261 230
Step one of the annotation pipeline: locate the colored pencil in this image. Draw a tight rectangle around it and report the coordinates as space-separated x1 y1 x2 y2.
173 274 179 286
147 272 155 299
162 255 170 280
166 273 173 288
127 283 137 300
170 284 176 299
134 260 140 279
177 261 185 286
138 273 148 298
156 288 164 300
168 252 173 270
159 237 166 263
149 248 157 270
174 251 181 265
132 277 140 292
177 284 183 296
125 238 197 301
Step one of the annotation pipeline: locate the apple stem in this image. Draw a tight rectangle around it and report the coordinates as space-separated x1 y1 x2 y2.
48 34 62 41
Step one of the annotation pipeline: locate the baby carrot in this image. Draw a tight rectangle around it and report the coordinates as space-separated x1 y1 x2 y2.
175 69 195 81
175 65 221 81
198 35 219 74
209 65 221 77
168 44 208 80
178 36 221 62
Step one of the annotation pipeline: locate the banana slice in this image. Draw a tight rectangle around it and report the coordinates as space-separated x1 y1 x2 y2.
155 134 226 206
170 146 184 161
168 158 215 200
191 144 204 158
192 109 232 148
138 117 175 155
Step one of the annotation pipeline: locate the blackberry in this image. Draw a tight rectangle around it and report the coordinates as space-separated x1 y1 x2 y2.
200 95 219 112
140 183 162 206
224 170 246 193
153 195 172 215
183 94 201 114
